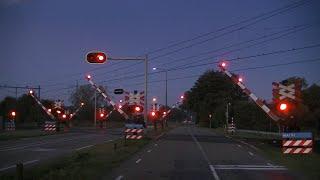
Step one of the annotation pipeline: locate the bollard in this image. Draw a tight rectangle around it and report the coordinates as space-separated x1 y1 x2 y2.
16 163 23 180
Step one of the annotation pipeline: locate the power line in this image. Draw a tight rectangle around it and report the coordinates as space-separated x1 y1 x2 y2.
35 0 311 88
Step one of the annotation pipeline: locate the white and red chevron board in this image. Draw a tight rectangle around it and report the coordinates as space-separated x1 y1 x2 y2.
282 140 313 147
43 121 56 132
282 147 312 154
86 76 129 120
219 66 280 122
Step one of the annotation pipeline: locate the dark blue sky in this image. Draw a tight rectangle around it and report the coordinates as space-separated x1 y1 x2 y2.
1 0 319 106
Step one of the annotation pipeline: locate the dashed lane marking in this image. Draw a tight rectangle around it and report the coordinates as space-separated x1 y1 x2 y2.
115 175 123 180
248 151 254 156
76 145 93 151
135 158 142 164
237 144 242 148
147 149 152 153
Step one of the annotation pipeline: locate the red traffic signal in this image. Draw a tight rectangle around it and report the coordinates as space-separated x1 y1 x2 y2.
86 52 107 64
100 113 105 118
151 111 156 116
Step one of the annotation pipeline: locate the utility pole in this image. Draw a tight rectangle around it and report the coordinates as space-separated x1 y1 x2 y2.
144 54 148 126
94 91 97 127
165 70 168 109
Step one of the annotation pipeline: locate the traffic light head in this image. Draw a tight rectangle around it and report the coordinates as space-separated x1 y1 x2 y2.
62 114 67 119
86 52 107 64
100 113 105 118
151 111 156 117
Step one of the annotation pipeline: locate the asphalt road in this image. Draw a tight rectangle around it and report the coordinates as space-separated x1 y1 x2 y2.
0 127 122 173
109 125 302 180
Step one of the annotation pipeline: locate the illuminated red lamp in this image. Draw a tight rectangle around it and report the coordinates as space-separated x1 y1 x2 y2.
86 74 92 80
86 52 107 64
151 111 156 116
180 95 184 99
238 77 243 82
48 109 52 113
100 113 105 118
11 111 16 117
62 114 67 119
279 103 288 111
135 106 141 112
163 112 167 115
29 90 33 94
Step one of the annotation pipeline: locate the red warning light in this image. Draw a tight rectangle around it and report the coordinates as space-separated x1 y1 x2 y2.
86 75 92 80
279 103 287 111
151 111 156 116
62 114 67 119
135 106 141 112
100 113 105 118
11 111 16 117
86 52 107 64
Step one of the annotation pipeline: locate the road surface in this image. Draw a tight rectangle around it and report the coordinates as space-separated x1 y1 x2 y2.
0 127 122 173
109 125 302 180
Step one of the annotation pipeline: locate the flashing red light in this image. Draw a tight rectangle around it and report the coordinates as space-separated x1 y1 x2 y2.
118 105 122 109
135 106 141 112
180 95 184 99
57 110 61 114
11 111 16 117
86 75 92 80
29 90 33 94
238 77 243 82
279 103 288 111
62 114 67 119
86 52 107 64
163 112 167 115
100 113 105 118
80 102 85 106
48 109 52 113
151 111 156 116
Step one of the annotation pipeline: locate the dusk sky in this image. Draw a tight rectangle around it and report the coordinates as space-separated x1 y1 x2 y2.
1 0 319 106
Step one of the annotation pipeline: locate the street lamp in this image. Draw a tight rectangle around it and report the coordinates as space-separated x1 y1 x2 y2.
152 97 157 102
152 67 168 109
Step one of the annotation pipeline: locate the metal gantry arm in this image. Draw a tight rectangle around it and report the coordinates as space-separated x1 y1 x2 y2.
28 91 56 120
86 76 129 120
220 68 280 122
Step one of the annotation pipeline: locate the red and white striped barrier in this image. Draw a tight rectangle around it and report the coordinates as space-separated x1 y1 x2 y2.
86 76 129 120
125 134 143 140
29 91 56 120
124 128 144 140
219 66 280 122
282 147 312 154
43 121 57 132
282 140 313 147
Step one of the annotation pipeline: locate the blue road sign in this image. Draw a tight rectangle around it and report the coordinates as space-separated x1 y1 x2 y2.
125 123 144 129
282 132 312 139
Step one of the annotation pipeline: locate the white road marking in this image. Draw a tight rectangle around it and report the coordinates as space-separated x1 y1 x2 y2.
237 144 242 148
115 175 123 180
267 163 273 166
248 151 254 156
213 164 287 170
154 144 158 147
238 140 259 151
0 159 39 172
135 158 142 164
189 128 220 180
147 149 152 153
0 134 97 152
76 145 93 151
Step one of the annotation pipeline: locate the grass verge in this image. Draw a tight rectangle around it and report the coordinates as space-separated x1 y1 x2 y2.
213 128 320 180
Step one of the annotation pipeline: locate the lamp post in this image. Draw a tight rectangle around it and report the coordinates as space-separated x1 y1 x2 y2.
152 67 168 110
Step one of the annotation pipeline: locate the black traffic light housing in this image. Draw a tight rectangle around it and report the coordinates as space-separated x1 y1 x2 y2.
86 52 107 64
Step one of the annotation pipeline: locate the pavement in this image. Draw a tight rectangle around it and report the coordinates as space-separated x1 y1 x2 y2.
0 127 122 173
108 125 302 180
